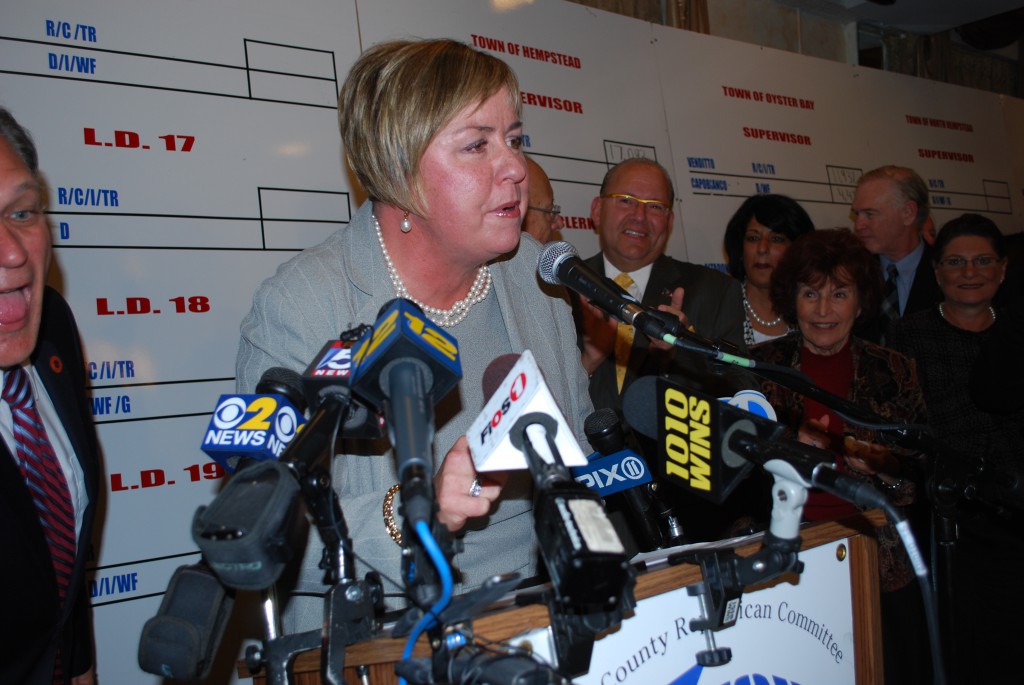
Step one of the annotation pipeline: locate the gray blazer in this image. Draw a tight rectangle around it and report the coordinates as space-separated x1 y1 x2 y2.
237 202 593 627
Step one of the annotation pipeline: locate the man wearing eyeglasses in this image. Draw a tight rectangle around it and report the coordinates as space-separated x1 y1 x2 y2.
850 165 942 343
574 158 751 544
0 108 99 685
522 156 562 244
576 157 748 410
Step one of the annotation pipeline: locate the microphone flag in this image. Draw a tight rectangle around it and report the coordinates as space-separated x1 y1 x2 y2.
468 350 587 472
200 393 306 473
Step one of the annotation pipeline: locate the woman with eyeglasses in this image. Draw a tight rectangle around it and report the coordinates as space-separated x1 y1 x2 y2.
888 213 1022 684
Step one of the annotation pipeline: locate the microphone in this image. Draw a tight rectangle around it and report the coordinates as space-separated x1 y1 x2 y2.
621 375 755 504
302 333 386 439
138 562 234 681
623 376 889 512
537 241 734 354
510 410 633 610
472 353 631 607
192 367 338 591
468 351 588 473
574 408 667 551
538 241 675 341
350 298 462 525
200 368 308 474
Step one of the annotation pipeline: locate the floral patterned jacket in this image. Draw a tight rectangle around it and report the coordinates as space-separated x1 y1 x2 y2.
750 333 928 592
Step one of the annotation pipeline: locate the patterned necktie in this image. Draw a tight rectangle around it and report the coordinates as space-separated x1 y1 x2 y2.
880 263 900 330
4 366 76 605
613 272 636 392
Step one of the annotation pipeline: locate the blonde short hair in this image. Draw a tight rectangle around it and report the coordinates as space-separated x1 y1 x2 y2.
338 39 522 216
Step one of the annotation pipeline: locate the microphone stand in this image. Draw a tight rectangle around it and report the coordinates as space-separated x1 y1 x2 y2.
393 573 568 685
244 385 384 685
509 412 635 678
670 460 808 667
926 442 1024 678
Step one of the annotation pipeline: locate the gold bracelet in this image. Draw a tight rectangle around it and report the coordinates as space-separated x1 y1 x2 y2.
383 483 402 545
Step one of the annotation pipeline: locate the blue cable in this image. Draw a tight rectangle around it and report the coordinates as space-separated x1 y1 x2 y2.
398 519 453 685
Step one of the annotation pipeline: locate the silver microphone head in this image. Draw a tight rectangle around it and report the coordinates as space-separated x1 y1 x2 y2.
537 240 578 285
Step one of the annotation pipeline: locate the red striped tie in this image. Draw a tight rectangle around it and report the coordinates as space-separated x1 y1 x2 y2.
4 366 77 604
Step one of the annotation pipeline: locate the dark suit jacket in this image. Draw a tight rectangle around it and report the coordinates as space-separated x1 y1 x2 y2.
859 243 943 344
577 253 750 412
0 288 99 684
572 254 754 541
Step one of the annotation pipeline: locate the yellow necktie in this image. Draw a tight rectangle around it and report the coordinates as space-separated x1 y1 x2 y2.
613 272 635 392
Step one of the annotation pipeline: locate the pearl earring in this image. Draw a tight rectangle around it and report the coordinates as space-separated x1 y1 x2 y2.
401 211 412 233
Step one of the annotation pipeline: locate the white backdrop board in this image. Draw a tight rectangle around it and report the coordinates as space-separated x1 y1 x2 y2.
1 1 362 682
0 0 1021 683
653 24 1020 268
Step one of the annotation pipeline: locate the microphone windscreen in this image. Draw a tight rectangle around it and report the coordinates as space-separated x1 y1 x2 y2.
537 241 577 285
584 408 626 456
621 375 659 439
481 353 521 400
256 366 306 413
138 563 234 681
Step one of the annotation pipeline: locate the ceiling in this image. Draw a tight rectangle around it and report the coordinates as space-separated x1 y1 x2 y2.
778 0 1024 35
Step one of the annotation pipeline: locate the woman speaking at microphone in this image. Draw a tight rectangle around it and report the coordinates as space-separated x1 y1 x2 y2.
235 39 591 628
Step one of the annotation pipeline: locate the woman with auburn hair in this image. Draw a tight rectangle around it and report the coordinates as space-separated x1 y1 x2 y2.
750 228 930 685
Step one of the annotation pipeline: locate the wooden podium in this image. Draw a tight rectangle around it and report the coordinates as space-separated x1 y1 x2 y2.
240 513 884 684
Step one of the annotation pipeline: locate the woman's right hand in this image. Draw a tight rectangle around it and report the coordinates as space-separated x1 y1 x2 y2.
434 436 507 533
797 415 833 452
841 436 898 476
578 295 617 374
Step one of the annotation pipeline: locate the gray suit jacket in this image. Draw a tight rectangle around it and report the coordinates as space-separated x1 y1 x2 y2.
237 202 592 627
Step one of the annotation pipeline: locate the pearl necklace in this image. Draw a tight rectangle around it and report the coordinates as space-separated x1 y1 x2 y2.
373 214 491 328
743 281 783 328
939 303 995 326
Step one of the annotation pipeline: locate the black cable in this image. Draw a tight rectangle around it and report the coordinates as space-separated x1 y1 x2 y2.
669 337 931 437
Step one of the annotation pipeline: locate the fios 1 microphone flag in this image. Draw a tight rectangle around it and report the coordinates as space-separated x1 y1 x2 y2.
200 367 307 474
468 350 587 472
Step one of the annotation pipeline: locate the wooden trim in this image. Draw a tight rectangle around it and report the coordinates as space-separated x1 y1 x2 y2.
241 511 886 683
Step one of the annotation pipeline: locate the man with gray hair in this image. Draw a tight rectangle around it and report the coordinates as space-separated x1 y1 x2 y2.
850 164 941 342
0 107 99 685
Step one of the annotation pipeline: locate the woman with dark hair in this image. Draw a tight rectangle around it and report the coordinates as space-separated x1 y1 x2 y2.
723 194 814 345
750 228 929 685
888 213 1022 683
